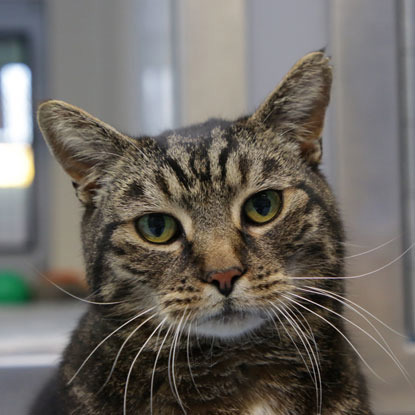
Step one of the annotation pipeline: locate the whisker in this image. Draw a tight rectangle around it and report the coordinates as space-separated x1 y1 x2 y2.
123 317 167 415
280 293 384 381
304 285 405 337
39 271 126 305
99 312 158 391
282 302 322 415
297 287 412 385
171 309 188 414
290 242 415 280
186 320 203 398
209 336 215 367
345 236 400 259
264 309 281 341
272 301 321 414
150 323 172 415
268 303 313 381
168 321 178 412
341 241 371 248
288 305 321 366
67 306 156 385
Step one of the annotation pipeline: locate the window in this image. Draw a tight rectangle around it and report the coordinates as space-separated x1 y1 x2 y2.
0 0 47 275
0 36 34 251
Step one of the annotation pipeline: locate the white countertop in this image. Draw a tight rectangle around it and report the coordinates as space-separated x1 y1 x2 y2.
0 300 86 367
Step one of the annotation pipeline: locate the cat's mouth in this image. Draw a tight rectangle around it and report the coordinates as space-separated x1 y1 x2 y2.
193 303 267 339
201 303 254 323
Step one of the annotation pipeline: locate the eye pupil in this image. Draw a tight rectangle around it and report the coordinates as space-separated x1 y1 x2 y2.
253 193 271 216
147 214 165 237
136 213 178 244
243 190 282 224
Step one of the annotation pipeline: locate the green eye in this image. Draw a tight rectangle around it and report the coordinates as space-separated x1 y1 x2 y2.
243 190 282 224
135 213 178 244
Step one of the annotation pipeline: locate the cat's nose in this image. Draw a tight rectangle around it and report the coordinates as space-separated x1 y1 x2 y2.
206 267 243 297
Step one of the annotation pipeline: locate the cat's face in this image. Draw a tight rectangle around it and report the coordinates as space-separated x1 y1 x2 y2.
38 52 343 339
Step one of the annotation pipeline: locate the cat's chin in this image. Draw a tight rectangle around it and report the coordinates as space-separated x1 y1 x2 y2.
193 310 267 340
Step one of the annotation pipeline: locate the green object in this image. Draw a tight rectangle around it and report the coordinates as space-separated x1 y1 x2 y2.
0 270 31 303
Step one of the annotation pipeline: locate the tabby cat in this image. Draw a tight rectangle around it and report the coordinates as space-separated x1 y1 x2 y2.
31 52 372 414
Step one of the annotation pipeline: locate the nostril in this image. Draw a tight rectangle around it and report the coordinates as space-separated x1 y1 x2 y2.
207 267 244 297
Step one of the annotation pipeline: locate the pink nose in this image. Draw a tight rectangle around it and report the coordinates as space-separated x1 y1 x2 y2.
207 267 243 296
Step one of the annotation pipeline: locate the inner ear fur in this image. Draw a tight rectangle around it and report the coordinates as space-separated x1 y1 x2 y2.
37 100 135 204
248 51 332 165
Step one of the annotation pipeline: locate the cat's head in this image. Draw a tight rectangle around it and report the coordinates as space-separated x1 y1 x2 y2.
38 52 343 339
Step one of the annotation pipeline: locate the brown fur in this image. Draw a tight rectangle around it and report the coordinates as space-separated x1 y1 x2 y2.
31 52 372 415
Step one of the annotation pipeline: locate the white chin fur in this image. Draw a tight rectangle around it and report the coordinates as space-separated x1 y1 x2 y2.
194 313 267 339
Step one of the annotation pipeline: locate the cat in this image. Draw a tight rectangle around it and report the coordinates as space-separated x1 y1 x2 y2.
30 51 373 414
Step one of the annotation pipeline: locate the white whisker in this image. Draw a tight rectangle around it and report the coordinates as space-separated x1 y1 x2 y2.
171 310 188 414
282 302 322 415
280 293 384 382
67 306 156 386
41 272 126 305
291 242 415 280
150 324 172 415
272 301 321 414
298 287 412 385
304 286 405 337
268 303 313 380
123 317 166 415
186 320 203 398
341 241 371 248
264 309 281 341
345 236 400 259
100 312 158 391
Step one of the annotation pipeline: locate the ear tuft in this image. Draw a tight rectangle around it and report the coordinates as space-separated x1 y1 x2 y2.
249 51 332 166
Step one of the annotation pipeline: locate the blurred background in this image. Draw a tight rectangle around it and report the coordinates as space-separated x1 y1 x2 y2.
0 0 414 414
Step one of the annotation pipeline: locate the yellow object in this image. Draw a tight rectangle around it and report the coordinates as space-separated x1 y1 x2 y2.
0 143 35 188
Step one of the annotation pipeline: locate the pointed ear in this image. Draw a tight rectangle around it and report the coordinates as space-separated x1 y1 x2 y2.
37 100 135 204
248 51 332 165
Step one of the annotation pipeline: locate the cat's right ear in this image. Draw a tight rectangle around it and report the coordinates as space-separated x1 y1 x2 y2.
247 51 332 166
37 100 136 205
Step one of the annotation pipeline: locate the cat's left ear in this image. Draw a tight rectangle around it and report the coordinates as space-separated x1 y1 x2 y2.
37 100 138 204
248 51 332 165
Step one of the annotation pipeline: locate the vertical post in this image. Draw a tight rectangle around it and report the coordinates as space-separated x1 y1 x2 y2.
397 0 415 341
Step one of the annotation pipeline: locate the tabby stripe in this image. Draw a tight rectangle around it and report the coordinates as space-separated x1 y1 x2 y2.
292 223 313 243
91 221 123 291
111 245 127 256
126 182 144 199
121 264 148 276
201 153 212 183
155 172 171 197
297 182 342 239
166 156 191 190
261 158 280 180
189 149 212 183
218 134 237 182
238 155 250 185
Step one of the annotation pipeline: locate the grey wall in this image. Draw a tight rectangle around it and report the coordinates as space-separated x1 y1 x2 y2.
331 1 415 413
245 0 335 178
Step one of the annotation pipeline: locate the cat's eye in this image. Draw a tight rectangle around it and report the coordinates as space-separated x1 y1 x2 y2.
135 213 178 244
243 190 282 224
